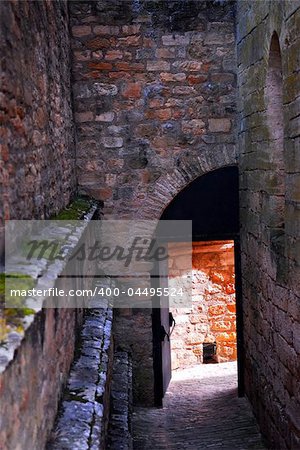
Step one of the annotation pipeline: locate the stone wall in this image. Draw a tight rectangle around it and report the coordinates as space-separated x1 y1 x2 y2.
0 308 84 450
237 1 300 448
0 0 77 259
70 0 237 219
0 205 98 449
70 0 237 407
170 241 236 370
48 300 114 450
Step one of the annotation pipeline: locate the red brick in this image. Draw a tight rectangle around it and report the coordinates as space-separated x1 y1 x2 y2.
211 321 232 332
115 62 144 71
88 62 113 70
173 60 202 71
146 109 172 121
148 98 164 108
143 37 155 48
86 37 115 49
215 332 236 342
172 109 185 119
0 144 9 162
227 304 236 313
105 50 123 60
93 25 119 35
187 74 208 84
122 82 142 99
122 24 141 35
72 25 91 37
109 71 131 80
84 71 104 79
117 35 141 46
160 72 186 82
208 305 226 316
155 48 176 59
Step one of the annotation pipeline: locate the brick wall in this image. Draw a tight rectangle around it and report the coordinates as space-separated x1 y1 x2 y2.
0 0 76 224
171 241 236 370
0 307 84 450
70 0 237 219
237 1 300 448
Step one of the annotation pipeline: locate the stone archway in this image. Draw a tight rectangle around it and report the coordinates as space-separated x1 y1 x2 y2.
151 164 242 406
138 148 237 220
113 156 240 407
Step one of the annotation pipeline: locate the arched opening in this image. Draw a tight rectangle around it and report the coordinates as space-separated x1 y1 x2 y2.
265 32 285 278
151 166 243 406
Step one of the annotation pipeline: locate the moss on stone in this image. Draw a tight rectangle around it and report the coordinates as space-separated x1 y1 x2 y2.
53 197 93 220
0 273 36 342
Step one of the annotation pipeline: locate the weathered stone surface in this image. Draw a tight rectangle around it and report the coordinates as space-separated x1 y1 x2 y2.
146 61 171 72
70 0 236 225
162 34 190 46
208 118 232 132
0 0 76 229
48 299 114 450
237 2 300 448
107 351 133 450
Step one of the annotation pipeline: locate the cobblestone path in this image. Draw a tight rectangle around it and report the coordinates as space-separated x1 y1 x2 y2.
133 362 266 450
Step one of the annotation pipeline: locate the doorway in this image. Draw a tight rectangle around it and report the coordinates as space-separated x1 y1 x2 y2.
152 166 244 406
170 240 237 370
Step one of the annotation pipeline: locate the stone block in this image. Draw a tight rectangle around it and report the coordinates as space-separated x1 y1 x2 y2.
204 32 234 45
146 109 172 121
121 82 142 99
147 61 170 72
102 137 123 148
94 110 115 123
173 60 203 72
182 119 205 135
93 25 120 35
208 118 231 132
86 37 114 50
160 72 186 82
122 24 141 35
162 34 190 46
118 35 141 46
155 48 176 59
88 61 113 71
105 50 123 60
75 111 93 122
72 25 92 37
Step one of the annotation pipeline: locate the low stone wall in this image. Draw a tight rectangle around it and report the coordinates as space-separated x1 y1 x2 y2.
107 351 133 450
0 308 84 450
48 295 114 450
0 205 99 449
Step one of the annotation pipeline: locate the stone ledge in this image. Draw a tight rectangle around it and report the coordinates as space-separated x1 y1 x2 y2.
0 200 98 374
107 351 133 450
48 296 114 450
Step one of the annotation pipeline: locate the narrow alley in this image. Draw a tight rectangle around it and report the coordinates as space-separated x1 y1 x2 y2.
133 363 265 450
